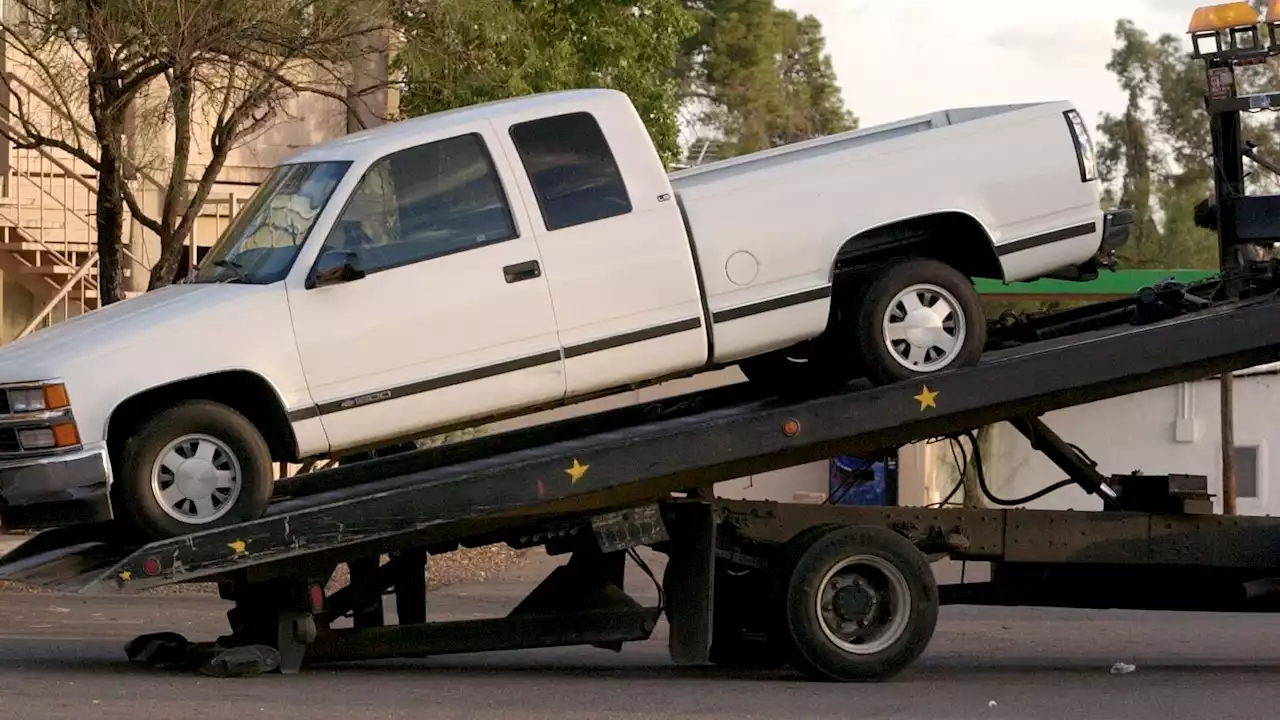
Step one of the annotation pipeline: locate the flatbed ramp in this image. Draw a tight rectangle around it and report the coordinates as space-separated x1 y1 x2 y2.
2 290 1279 591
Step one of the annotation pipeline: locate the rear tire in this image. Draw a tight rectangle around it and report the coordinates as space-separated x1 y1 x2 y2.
777 525 938 681
113 400 274 541
848 258 986 385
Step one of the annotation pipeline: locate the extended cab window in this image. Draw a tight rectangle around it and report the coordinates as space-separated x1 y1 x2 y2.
322 133 518 273
510 112 632 231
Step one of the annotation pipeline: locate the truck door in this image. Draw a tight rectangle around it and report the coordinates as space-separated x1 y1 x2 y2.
492 105 708 398
285 126 565 451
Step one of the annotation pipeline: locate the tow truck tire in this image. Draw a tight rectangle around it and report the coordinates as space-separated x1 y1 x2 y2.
850 258 986 385
777 524 937 682
113 400 274 540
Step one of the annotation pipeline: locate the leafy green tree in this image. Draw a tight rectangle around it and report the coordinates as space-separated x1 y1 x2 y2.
678 0 855 160
394 0 698 166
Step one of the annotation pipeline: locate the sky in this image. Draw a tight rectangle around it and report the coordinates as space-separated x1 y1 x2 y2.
774 0 1216 134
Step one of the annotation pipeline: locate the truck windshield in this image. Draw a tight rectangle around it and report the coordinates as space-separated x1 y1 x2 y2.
191 160 351 284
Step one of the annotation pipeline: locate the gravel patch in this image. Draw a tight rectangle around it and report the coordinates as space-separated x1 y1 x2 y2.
0 542 534 597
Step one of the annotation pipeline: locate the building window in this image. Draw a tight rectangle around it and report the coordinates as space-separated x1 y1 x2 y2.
509 111 632 231
1234 445 1259 499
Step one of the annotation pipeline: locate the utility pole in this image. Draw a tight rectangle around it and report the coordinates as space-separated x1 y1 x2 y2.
1221 372 1237 514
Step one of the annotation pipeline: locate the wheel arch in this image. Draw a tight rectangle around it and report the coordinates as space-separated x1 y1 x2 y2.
104 369 300 465
828 210 1006 285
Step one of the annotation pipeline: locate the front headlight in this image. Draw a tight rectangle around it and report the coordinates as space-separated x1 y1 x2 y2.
13 423 79 452
0 381 80 454
18 427 57 450
4 383 69 414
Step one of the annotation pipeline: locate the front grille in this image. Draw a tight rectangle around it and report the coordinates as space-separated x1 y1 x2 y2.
0 392 13 416
0 427 20 454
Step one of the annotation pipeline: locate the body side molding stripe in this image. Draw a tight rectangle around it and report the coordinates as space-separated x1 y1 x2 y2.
995 222 1097 257
711 285 833 324
286 405 321 422
311 350 563 417
288 316 706 421
563 317 703 359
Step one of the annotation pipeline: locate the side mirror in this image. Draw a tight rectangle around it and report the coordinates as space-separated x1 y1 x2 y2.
310 249 365 289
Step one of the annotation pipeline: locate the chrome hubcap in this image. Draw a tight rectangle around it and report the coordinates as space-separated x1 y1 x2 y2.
150 433 242 524
882 283 966 372
815 555 912 655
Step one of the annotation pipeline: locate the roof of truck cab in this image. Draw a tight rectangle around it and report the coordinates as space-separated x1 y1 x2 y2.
284 88 629 166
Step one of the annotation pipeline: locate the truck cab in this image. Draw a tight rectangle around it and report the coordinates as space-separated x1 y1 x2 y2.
216 89 708 457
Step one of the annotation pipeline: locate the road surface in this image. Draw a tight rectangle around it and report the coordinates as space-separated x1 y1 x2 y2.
0 549 1277 720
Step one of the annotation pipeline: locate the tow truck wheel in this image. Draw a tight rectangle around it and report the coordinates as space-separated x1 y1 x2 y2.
114 400 274 540
778 524 937 681
850 258 985 385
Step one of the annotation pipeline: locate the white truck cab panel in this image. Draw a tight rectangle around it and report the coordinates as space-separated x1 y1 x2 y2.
0 88 1128 540
484 92 708 399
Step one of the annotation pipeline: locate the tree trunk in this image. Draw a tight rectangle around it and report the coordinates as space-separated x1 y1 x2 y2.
148 69 194 291
346 28 390 133
95 143 127 305
84 0 127 306
961 426 990 509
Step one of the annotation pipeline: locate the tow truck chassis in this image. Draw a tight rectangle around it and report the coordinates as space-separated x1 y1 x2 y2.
7 283 1280 680
11 3 1280 682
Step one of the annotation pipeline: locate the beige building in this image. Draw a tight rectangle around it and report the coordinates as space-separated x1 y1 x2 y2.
0 25 377 341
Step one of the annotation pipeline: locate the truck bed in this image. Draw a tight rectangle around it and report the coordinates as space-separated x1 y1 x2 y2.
669 102 1046 185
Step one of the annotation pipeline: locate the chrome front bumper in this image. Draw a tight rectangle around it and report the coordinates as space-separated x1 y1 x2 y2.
0 444 113 529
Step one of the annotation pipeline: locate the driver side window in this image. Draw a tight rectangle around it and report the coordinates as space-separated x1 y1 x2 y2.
322 132 519 274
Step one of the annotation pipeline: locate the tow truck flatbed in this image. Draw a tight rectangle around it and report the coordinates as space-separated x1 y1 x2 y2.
1 276 1278 681
3 287 1280 597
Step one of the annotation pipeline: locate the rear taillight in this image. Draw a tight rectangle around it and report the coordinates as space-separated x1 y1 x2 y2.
1063 109 1098 183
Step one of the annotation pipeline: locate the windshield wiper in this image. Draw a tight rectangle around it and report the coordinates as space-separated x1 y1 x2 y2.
212 258 251 284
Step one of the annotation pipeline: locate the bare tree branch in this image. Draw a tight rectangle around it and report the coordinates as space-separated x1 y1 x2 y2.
0 0 393 296
119 182 163 235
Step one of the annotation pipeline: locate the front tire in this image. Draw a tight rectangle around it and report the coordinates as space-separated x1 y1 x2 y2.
849 258 986 385
114 400 274 540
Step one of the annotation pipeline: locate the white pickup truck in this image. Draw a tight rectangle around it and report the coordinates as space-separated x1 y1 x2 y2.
0 89 1130 539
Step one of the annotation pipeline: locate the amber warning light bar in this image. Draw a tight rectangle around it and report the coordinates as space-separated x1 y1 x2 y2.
1188 2 1280 60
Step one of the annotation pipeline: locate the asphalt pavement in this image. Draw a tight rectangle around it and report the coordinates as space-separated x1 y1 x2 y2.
0 546 1278 720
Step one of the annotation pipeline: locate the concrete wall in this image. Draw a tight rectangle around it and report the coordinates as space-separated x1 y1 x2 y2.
953 368 1280 516
0 272 37 342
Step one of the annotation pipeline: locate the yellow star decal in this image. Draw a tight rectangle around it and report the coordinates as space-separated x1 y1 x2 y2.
228 539 248 556
565 458 589 484
118 570 132 582
914 385 938 411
